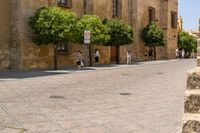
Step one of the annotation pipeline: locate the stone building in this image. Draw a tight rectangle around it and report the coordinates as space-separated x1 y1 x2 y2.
0 0 178 69
178 16 183 32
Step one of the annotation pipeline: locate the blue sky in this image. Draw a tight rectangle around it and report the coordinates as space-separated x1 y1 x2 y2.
179 0 200 30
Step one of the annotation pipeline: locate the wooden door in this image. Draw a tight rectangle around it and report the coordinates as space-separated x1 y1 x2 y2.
110 46 117 63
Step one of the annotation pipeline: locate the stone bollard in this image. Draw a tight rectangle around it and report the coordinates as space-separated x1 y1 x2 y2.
182 67 200 133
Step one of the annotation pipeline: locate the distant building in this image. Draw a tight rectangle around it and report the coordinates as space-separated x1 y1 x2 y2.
178 16 183 32
188 18 200 39
0 0 178 69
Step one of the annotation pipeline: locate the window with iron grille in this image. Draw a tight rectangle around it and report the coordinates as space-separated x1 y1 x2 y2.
58 0 72 8
57 42 69 54
112 0 121 18
171 11 177 28
149 7 155 23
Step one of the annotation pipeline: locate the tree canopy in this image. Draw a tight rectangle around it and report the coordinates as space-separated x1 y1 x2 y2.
29 6 78 70
178 31 197 53
29 6 78 45
75 15 110 44
104 18 134 46
141 22 165 47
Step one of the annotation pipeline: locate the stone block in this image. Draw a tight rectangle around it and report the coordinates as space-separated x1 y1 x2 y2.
197 39 200 48
197 57 200 67
187 68 200 89
197 48 200 57
185 90 200 113
182 113 200 133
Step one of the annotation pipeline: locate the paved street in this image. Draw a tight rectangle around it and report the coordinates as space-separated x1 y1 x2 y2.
0 59 196 133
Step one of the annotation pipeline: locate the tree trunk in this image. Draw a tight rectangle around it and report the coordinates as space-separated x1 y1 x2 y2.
116 45 120 64
153 46 156 60
54 44 58 70
89 44 92 66
83 44 89 67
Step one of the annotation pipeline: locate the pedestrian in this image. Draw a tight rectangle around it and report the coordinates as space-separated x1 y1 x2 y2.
127 50 131 64
94 49 100 63
175 48 179 59
76 50 82 70
181 49 185 59
149 49 153 60
145 50 148 61
191 49 195 58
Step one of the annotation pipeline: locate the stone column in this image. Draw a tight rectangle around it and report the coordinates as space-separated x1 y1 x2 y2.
197 39 200 67
10 0 22 69
182 68 200 133
182 29 200 132
182 38 200 132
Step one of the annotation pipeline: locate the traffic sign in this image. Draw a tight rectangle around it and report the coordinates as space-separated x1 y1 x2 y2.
84 30 91 44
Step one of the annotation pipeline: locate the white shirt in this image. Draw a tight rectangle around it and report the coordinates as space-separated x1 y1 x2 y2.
95 51 100 57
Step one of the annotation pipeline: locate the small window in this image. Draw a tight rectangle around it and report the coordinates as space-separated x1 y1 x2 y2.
112 0 122 18
58 0 72 8
149 7 155 23
57 42 69 54
171 11 177 29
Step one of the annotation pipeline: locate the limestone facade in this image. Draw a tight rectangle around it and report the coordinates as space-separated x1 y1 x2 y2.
0 0 178 69
0 0 11 69
178 16 183 32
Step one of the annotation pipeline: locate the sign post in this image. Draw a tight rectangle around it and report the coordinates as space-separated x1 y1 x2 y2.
83 30 91 67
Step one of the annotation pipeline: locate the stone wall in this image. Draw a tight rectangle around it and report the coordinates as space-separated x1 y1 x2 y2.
182 39 200 133
9 0 110 69
133 0 177 61
0 0 11 69
0 0 178 69
166 0 178 59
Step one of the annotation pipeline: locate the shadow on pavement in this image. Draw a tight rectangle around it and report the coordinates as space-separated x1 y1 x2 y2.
0 67 96 79
0 62 147 80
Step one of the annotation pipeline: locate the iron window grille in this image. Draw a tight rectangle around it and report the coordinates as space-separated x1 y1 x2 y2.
58 0 72 8
57 42 69 54
112 0 122 18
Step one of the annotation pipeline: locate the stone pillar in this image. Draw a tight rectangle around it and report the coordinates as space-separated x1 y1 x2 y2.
182 26 200 132
10 0 22 69
197 39 200 67
182 68 200 133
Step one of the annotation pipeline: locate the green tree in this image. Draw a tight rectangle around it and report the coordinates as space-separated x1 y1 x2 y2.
104 18 134 63
75 15 110 66
29 6 78 70
178 31 197 57
141 22 165 60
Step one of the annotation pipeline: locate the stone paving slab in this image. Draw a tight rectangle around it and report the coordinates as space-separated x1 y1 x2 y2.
0 59 196 133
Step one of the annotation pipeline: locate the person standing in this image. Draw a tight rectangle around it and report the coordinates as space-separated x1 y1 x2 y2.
94 49 100 63
145 50 148 61
76 50 82 69
182 49 185 59
127 50 131 64
175 48 179 59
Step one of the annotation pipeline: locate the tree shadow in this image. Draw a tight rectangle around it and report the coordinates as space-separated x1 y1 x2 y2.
0 67 96 79
0 70 67 79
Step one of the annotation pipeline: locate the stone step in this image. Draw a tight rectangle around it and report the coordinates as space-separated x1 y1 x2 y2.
185 90 200 113
187 68 200 90
182 113 200 133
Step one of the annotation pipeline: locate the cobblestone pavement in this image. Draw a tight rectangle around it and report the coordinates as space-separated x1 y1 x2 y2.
0 59 196 133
